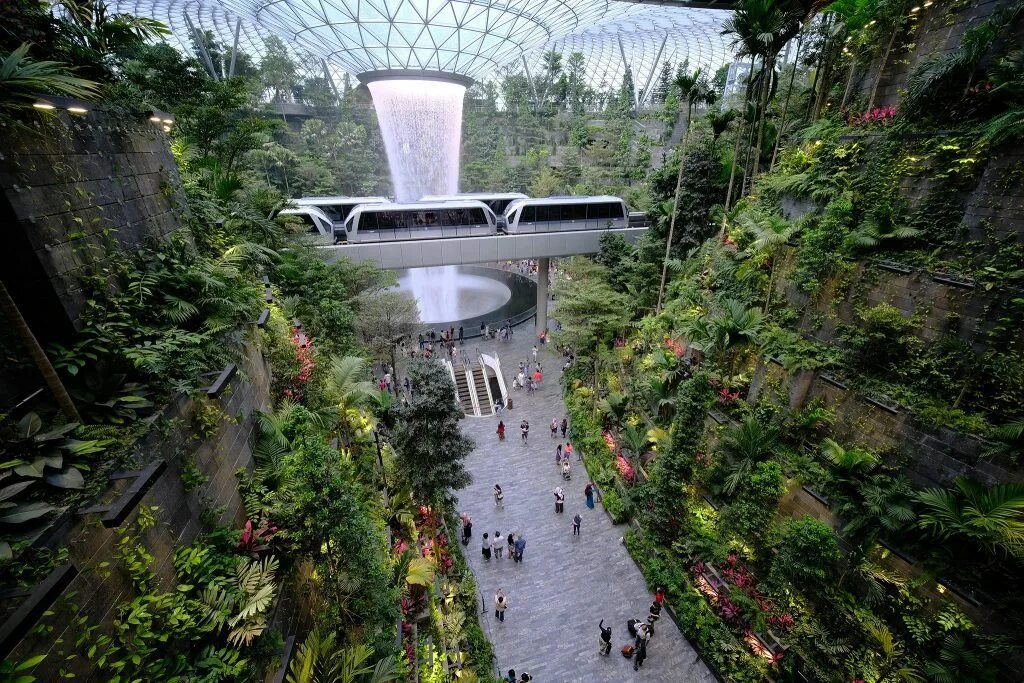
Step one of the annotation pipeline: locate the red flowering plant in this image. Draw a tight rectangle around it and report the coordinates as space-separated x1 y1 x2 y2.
616 454 636 482
718 387 741 404
847 105 897 126
236 517 278 558
664 337 687 359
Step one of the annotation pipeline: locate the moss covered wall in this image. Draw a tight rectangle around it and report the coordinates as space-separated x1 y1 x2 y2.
0 340 270 680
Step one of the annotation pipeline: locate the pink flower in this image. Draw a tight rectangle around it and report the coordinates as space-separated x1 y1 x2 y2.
616 454 636 482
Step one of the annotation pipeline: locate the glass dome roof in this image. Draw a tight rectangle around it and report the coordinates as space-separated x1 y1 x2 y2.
111 0 735 84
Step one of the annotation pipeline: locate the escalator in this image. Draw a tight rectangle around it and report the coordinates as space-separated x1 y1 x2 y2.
473 364 492 415
453 366 474 415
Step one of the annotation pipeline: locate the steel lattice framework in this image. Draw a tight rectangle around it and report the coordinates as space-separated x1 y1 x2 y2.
523 6 732 106
110 0 736 87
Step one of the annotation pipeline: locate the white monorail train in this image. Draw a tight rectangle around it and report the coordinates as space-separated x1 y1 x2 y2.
280 196 391 238
502 196 629 233
342 200 499 242
420 192 528 216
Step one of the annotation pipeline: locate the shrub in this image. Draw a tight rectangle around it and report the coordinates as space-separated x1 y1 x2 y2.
768 516 839 591
601 489 631 524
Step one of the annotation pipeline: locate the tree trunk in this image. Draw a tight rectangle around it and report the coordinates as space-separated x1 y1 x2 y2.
807 15 835 121
867 19 900 111
741 60 766 197
770 36 805 172
812 39 838 121
751 55 776 182
717 126 745 242
656 99 693 312
840 58 858 110
0 280 81 422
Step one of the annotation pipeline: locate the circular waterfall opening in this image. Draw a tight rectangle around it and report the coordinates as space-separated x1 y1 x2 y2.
392 266 536 330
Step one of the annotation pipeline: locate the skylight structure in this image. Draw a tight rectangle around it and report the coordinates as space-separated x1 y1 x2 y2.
112 0 737 197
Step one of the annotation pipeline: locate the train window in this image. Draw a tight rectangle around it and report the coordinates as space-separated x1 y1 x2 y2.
522 206 536 222
467 208 486 225
360 211 378 230
337 205 354 221
323 206 341 222
507 209 520 225
586 204 599 220
572 204 587 220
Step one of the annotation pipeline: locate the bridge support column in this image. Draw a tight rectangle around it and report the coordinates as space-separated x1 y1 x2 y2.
536 257 549 337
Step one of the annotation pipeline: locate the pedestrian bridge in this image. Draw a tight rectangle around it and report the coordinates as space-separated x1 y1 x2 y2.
317 227 647 269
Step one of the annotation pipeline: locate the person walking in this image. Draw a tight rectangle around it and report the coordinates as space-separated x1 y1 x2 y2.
494 484 504 508
494 589 508 621
533 369 542 386
506 532 515 559
655 586 666 606
555 443 563 466
494 400 503 416
553 486 564 513
520 420 529 444
459 325 464 345
532 345 538 362
598 620 612 656
584 482 595 509
493 531 504 559
560 416 568 437
482 532 491 560
461 512 472 545
550 418 558 438
514 535 526 562
506 670 516 683
633 638 647 671
572 512 582 536
496 420 505 441
566 442 575 462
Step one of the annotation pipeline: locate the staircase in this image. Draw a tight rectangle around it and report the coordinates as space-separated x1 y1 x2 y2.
473 363 493 415
454 365 474 415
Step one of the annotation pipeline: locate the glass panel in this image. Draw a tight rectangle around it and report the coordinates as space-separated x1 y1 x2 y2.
560 204 573 221
573 204 587 220
523 206 536 222
468 208 485 225
361 212 377 231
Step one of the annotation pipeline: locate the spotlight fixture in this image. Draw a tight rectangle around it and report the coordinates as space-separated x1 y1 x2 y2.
149 116 162 122
33 102 55 110
67 106 88 114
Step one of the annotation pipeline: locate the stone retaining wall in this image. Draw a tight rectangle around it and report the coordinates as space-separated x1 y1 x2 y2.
0 107 188 338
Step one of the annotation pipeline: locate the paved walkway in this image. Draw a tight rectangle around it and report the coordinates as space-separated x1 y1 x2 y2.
453 327 713 682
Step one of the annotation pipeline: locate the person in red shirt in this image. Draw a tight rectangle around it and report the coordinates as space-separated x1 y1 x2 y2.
655 587 666 605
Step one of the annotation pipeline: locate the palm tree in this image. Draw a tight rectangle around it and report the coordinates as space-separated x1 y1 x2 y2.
821 437 878 473
917 478 1024 558
723 0 805 183
706 107 738 155
656 69 714 312
719 416 779 495
737 209 798 311
0 43 100 116
325 355 377 443
0 279 80 421
687 298 763 376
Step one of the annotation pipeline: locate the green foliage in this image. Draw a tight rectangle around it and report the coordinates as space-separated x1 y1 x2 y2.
551 257 631 353
917 478 1024 559
790 194 855 294
0 42 99 117
391 359 474 506
718 460 785 544
843 302 920 374
768 516 840 590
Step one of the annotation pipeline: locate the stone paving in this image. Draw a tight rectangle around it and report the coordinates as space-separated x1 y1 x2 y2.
453 326 714 683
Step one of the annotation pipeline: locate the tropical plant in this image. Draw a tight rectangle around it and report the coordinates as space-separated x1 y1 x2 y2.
201 555 279 646
286 629 400 683
657 68 717 310
917 478 1024 558
737 208 798 311
620 423 650 457
0 42 99 115
325 355 377 441
684 298 763 375
717 416 779 496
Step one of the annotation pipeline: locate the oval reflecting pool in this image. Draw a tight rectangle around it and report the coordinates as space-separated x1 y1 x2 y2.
392 265 536 331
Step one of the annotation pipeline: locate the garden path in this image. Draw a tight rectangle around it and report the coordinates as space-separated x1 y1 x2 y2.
453 325 714 683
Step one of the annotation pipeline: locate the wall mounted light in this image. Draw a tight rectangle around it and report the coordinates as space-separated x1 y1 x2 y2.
33 102 55 110
67 106 88 115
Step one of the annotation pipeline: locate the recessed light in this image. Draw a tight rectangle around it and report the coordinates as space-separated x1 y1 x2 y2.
67 107 88 114
33 102 55 110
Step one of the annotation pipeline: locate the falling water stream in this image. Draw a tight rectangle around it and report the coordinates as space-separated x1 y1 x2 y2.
396 266 512 324
367 78 465 202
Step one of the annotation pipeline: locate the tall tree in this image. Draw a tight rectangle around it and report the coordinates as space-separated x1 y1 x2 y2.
657 69 714 311
354 290 420 385
391 359 474 506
